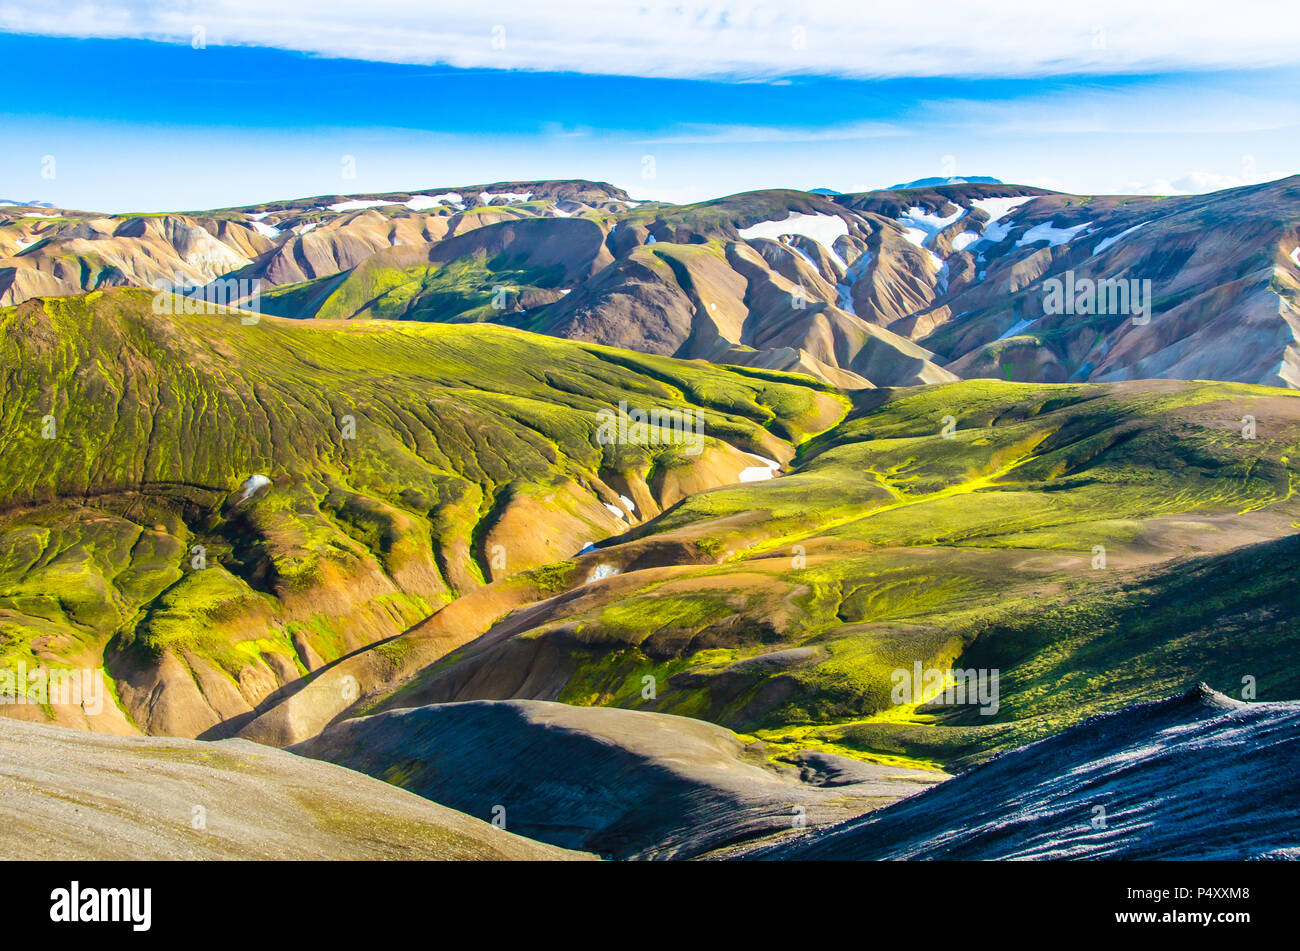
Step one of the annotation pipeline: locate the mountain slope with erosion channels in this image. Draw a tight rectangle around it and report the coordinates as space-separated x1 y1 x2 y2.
0 288 838 737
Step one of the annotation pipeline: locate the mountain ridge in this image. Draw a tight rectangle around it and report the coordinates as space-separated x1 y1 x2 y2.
6 176 1298 390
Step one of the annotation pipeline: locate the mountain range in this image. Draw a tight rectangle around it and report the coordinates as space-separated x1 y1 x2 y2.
5 176 1298 391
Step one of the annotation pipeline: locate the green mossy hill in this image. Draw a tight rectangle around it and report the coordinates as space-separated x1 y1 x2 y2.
376 377 1300 769
0 288 835 735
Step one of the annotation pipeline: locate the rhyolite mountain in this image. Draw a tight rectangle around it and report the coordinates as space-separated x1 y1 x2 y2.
293 685 1300 860
6 283 1296 770
5 176 1299 389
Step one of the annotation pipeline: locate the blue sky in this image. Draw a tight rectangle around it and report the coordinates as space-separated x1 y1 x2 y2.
2 1 1297 212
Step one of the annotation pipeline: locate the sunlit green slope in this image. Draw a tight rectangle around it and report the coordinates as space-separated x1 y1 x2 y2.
0 288 838 736
363 378 1300 768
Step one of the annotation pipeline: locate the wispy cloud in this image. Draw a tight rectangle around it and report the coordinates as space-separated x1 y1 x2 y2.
2 14 1296 211
633 121 907 145
3 0 1299 80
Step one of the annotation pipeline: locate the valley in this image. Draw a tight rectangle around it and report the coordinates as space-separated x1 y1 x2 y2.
2 177 1299 861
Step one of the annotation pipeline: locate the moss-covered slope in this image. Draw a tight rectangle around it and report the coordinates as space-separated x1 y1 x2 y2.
349 378 1300 769
0 288 837 737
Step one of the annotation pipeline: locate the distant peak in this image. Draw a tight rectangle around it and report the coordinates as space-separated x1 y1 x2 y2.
889 176 1004 189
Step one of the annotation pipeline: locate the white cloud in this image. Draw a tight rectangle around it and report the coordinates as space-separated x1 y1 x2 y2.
1123 170 1292 195
3 1 1299 79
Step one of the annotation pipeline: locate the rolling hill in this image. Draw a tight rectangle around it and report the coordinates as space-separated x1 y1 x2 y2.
291 698 946 859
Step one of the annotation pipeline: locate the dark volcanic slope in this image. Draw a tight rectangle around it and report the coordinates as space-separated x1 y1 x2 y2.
291 699 947 859
760 686 1300 860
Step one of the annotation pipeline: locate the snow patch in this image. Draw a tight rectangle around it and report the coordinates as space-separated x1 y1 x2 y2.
738 452 781 483
895 204 966 248
327 199 398 212
934 258 949 293
786 242 822 271
239 474 271 502
970 196 1035 221
834 249 872 315
846 249 873 279
1290 246 1300 268
1016 220 1093 248
586 563 620 583
479 191 533 205
836 282 857 315
950 231 981 252
618 494 637 513
996 317 1038 340
250 220 280 238
603 502 627 520
897 226 928 248
1093 220 1151 256
738 212 849 270
293 222 318 235
406 193 464 210
971 196 1035 244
